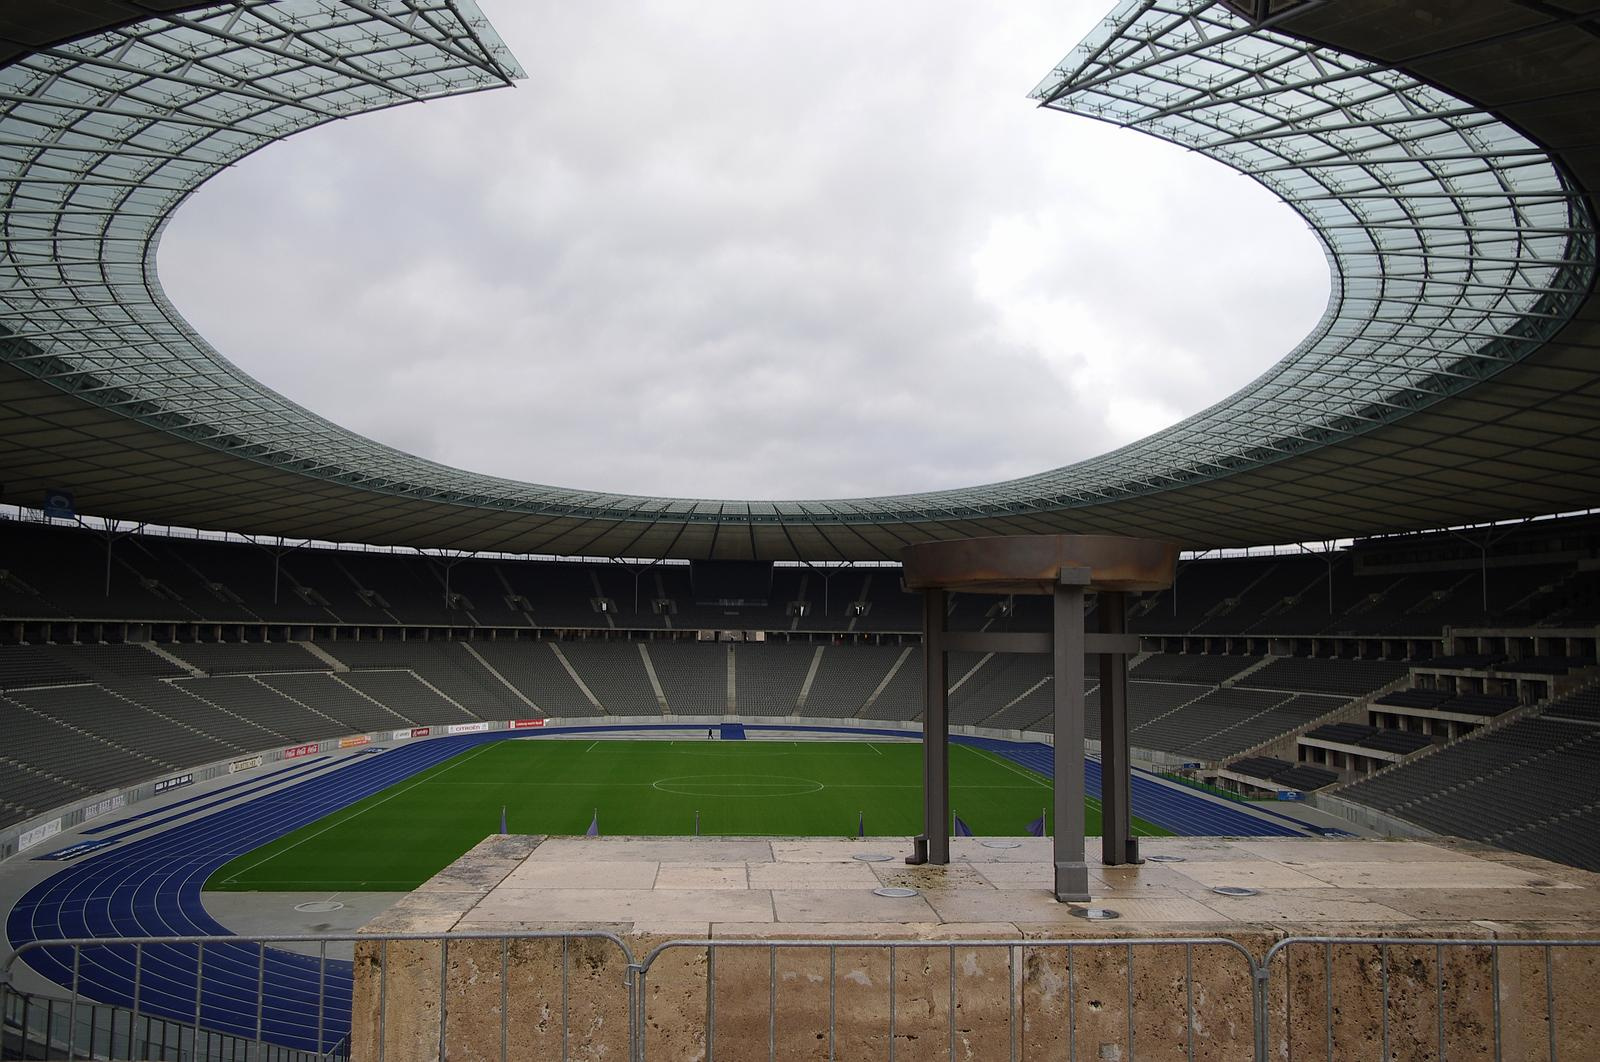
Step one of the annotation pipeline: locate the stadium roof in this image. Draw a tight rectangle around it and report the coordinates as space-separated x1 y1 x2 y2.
1 0 1596 560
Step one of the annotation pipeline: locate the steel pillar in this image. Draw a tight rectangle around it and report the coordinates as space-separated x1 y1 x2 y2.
1053 570 1090 901
909 588 950 865
1097 590 1140 866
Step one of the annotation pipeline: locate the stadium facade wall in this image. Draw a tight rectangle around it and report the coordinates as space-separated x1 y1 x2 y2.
1307 790 1440 840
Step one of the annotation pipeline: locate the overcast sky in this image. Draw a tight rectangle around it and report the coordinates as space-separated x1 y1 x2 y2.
158 0 1329 502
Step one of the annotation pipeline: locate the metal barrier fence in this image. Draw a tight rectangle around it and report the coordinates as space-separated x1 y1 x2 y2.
1 983 333 1062
5 932 1598 1061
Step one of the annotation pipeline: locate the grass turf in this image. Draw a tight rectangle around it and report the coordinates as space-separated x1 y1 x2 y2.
208 739 1171 892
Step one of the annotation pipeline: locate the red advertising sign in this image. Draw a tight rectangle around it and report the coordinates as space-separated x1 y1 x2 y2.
410 726 431 738
284 742 320 759
511 719 547 729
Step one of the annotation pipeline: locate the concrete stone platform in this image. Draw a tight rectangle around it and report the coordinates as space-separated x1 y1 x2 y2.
354 835 1600 1061
365 833 1600 938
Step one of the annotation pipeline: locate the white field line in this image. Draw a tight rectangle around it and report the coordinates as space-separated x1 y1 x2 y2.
221 743 499 881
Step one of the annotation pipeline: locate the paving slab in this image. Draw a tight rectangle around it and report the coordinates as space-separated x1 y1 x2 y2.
498 859 659 890
528 837 773 863
654 864 749 890
462 887 777 925
359 835 1600 939
747 861 880 890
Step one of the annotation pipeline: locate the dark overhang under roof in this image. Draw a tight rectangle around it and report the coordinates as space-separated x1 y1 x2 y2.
0 1 1596 560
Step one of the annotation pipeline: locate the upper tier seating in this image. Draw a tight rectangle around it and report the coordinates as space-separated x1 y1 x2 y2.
1238 657 1408 698
166 642 324 675
5 513 1595 634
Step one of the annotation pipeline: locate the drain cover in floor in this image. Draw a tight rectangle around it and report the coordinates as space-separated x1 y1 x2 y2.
873 887 919 898
1211 886 1258 897
980 840 1022 849
1070 907 1120 920
852 853 893 862
293 901 345 913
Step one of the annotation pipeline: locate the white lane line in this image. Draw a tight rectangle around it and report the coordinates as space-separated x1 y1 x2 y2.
966 746 1050 789
222 743 499 880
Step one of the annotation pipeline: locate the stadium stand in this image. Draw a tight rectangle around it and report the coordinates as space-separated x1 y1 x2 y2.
165 641 325 675
798 645 906 719
735 642 816 715
258 673 413 732
174 676 348 742
864 647 928 720
1130 653 1261 685
649 642 729 714
106 677 289 751
555 641 660 714
468 641 595 715
6 515 1599 637
1338 712 1600 870
0 691 165 793
3 683 235 769
0 644 88 689
320 640 523 716
1224 756 1341 793
952 654 1050 727
1236 657 1408 697
1548 685 1600 723
335 671 482 725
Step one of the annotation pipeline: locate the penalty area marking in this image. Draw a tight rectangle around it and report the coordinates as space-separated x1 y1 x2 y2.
651 775 825 798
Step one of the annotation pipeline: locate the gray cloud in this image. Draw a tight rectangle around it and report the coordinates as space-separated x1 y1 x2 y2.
158 0 1328 502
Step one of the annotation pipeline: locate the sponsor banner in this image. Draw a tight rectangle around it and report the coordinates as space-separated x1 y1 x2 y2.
392 729 413 741
229 755 263 774
18 819 62 852
81 794 126 822
154 773 194 795
43 488 75 519
284 742 320 760
338 735 372 749
410 727 432 739
447 722 490 735
34 839 113 862
1277 790 1305 801
1179 761 1202 770
511 719 547 730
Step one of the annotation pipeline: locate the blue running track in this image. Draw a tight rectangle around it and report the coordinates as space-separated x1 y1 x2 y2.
6 724 1313 1051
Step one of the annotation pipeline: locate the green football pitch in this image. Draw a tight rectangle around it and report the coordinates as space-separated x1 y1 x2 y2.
208 739 1171 892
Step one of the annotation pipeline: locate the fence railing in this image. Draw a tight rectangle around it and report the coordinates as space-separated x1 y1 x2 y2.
5 932 1598 1061
1 981 340 1062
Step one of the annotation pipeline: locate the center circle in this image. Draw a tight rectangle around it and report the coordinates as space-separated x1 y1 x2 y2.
651 775 823 798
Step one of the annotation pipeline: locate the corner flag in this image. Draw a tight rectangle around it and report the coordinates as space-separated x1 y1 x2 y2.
499 805 507 835
586 809 599 837
857 810 865 838
1025 813 1046 838
953 814 973 838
